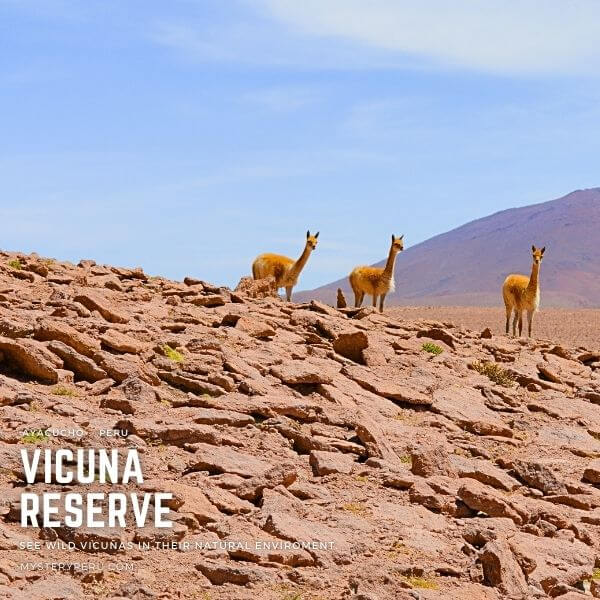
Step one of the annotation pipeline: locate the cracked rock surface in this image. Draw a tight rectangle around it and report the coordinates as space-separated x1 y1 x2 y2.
1 250 600 599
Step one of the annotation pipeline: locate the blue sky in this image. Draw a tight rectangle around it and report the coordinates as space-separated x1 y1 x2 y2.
2 0 600 289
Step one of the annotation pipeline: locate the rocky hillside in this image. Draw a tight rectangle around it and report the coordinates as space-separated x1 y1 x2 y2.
297 188 600 308
1 249 600 600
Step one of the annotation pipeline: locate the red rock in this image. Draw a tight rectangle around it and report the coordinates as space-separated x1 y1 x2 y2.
509 532 595 595
190 294 226 307
73 290 129 323
332 330 369 363
0 336 59 383
411 444 456 478
450 455 521 491
509 458 567 494
433 386 513 437
235 463 297 501
158 370 224 396
342 364 432 405
100 330 148 354
309 450 355 476
263 511 350 565
94 351 158 385
583 458 600 484
233 275 276 299
354 413 400 463
416 327 458 349
234 315 276 338
458 480 526 524
202 485 254 514
140 480 221 525
196 559 268 585
480 539 529 599
271 358 339 385
187 443 272 477
47 340 107 382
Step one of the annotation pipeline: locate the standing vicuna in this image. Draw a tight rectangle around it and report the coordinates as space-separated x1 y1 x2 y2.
252 230 319 301
502 245 545 337
349 234 404 312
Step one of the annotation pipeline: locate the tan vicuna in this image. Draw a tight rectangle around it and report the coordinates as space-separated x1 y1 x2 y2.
349 234 404 312
252 231 319 301
502 245 545 337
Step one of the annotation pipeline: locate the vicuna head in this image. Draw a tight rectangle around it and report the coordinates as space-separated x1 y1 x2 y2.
306 230 319 250
531 245 546 265
391 234 404 253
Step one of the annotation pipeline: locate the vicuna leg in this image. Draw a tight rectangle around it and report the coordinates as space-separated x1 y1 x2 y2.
354 291 362 308
372 295 378 308
527 310 534 337
505 305 512 335
379 293 386 313
285 286 293 302
512 311 519 336
518 312 523 336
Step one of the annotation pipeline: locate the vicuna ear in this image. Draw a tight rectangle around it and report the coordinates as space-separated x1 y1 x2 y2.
392 234 396 242
306 230 310 239
532 245 536 252
541 246 546 254
314 231 319 238
400 234 404 240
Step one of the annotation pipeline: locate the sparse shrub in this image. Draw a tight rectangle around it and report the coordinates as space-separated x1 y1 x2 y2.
471 360 515 387
52 385 77 397
22 431 48 443
8 259 22 270
422 342 443 355
592 568 600 580
402 575 438 590
162 344 184 363
398 455 412 465
342 502 369 516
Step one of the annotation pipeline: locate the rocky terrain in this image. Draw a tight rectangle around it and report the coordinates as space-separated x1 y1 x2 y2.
1 250 600 600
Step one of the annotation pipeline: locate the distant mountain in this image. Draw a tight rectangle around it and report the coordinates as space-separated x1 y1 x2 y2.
296 188 600 308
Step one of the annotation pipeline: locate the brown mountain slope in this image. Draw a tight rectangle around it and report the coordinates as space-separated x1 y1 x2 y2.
296 188 600 307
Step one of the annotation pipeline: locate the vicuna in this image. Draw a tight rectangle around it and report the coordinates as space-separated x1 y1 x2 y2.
349 234 404 312
502 245 545 337
252 230 319 301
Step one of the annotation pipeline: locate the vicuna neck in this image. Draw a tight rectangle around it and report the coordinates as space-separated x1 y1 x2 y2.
290 244 312 277
383 247 398 279
528 261 540 291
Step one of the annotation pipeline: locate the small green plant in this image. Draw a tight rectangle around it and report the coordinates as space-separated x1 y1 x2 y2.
592 568 600 580
398 455 412 465
342 502 369 516
162 344 184 363
422 342 443 355
52 385 77 397
471 360 515 387
22 431 49 444
402 575 438 590
8 259 22 270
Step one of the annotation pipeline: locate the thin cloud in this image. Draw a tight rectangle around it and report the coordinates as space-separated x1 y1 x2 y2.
259 0 600 75
241 85 322 112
